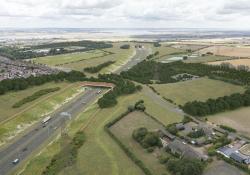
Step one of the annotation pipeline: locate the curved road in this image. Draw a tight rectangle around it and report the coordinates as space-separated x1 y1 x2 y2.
0 46 149 175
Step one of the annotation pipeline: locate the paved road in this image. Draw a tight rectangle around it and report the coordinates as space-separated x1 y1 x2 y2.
0 87 102 175
0 45 149 175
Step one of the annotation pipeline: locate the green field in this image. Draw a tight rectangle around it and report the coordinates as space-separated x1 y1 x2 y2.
208 107 250 136
64 42 135 73
32 42 135 74
0 82 83 146
0 82 70 122
110 111 170 175
19 87 183 175
152 77 245 105
32 50 106 66
152 44 185 58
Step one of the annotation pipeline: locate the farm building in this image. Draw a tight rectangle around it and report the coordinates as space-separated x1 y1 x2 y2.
217 142 250 165
167 139 208 161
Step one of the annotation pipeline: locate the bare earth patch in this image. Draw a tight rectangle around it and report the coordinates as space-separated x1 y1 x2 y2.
200 46 250 58
207 58 250 67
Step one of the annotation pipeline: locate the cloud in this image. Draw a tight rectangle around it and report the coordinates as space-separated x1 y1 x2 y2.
0 0 250 28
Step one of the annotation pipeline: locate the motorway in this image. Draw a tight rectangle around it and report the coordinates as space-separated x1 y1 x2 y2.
0 46 149 175
0 88 102 175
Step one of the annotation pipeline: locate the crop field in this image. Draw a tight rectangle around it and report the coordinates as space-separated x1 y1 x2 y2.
19 88 183 175
207 58 250 67
200 46 250 58
184 55 232 63
208 107 250 136
110 111 170 175
32 50 106 66
0 82 83 146
151 77 245 105
171 44 208 51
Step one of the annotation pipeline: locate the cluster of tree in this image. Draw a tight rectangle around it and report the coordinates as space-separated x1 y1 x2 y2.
219 125 236 133
12 87 60 108
121 60 250 85
0 41 113 60
146 51 159 60
0 71 86 95
84 61 115 73
187 129 205 138
42 131 85 175
207 135 231 156
120 44 130 49
182 90 250 116
128 100 146 112
166 158 205 175
97 74 142 108
166 124 178 135
153 43 161 47
132 127 162 149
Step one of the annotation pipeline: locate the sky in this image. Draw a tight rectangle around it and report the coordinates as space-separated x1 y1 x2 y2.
0 0 250 29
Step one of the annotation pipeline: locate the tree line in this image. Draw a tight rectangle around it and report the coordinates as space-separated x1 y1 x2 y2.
0 71 141 109
84 61 115 73
96 74 142 108
121 60 250 85
182 89 250 116
12 87 60 108
0 71 86 95
0 40 113 60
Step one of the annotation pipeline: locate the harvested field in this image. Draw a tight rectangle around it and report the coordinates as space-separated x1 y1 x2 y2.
184 55 231 63
208 107 250 136
200 46 250 58
172 44 208 51
207 58 250 67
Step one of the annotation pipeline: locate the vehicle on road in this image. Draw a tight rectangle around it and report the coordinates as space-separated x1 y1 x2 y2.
42 116 51 127
97 90 102 94
12 158 19 165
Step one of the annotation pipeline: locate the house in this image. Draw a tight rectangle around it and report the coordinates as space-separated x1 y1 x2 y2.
158 129 176 141
167 139 208 161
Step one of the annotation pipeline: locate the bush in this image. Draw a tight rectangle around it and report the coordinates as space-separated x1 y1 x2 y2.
166 158 205 175
133 127 148 142
166 124 178 135
84 61 115 73
187 129 205 138
146 147 154 153
120 44 130 49
220 125 236 133
12 87 60 108
42 131 85 175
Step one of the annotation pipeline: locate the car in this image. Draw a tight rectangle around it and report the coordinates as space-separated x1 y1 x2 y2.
22 147 28 152
12 158 19 165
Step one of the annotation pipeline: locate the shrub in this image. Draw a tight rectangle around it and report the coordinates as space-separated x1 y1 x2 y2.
220 125 236 133
12 87 60 108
